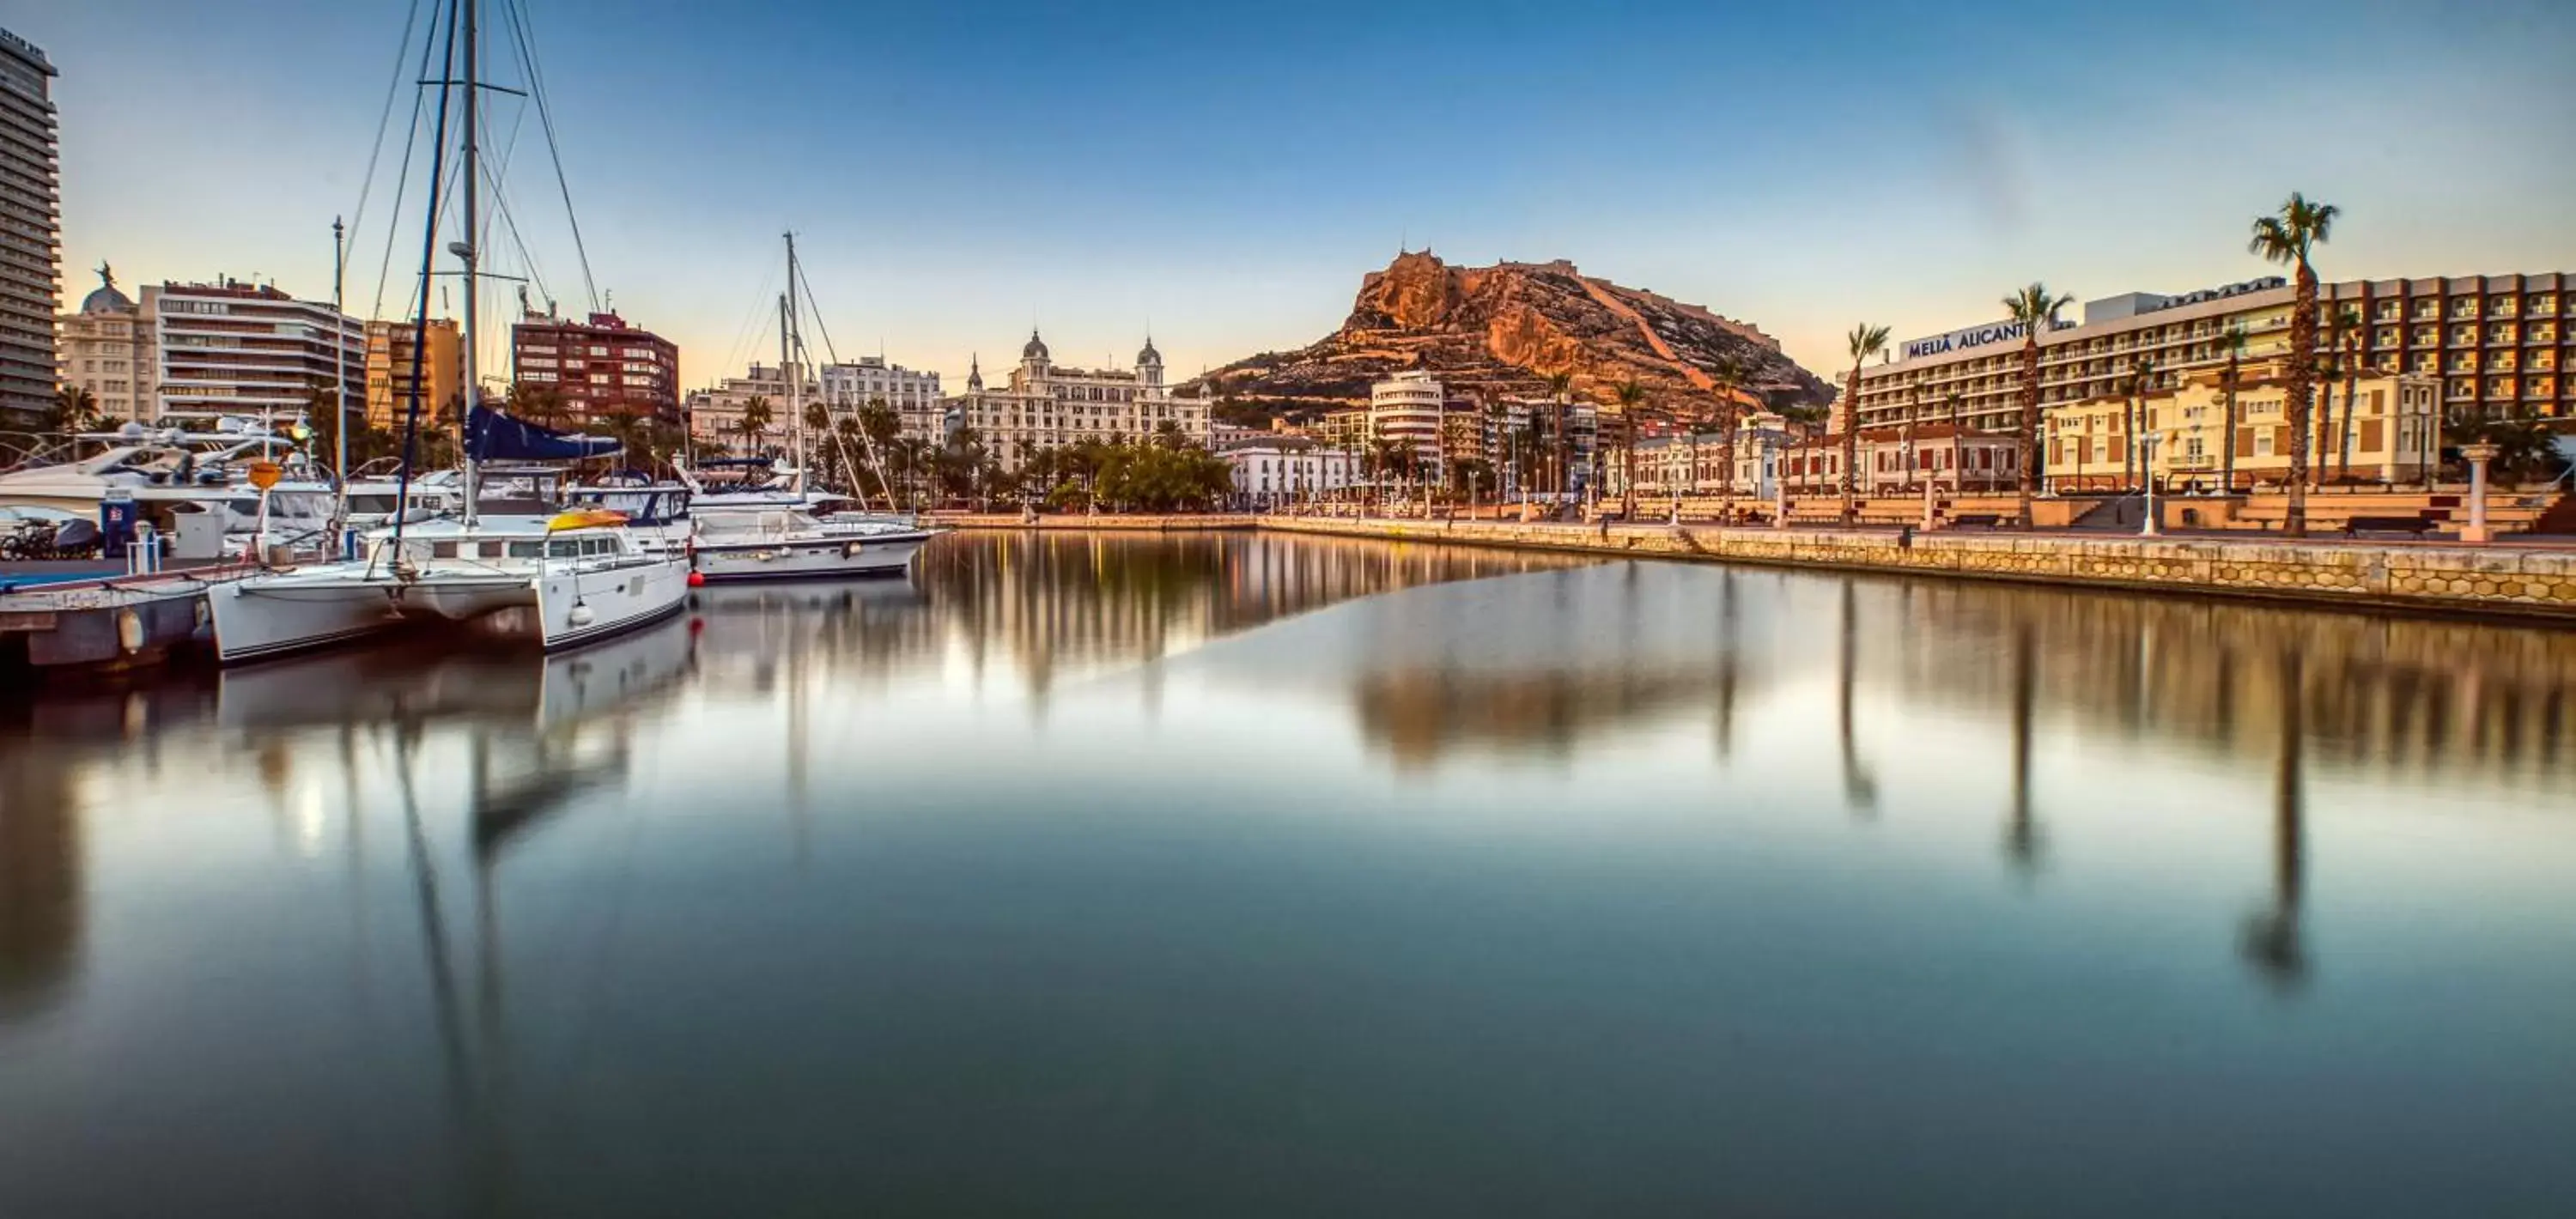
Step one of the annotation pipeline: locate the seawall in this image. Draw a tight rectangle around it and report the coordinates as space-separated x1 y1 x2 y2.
1256 516 2576 623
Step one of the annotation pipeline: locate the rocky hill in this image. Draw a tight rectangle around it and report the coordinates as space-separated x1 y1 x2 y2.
1194 252 1832 419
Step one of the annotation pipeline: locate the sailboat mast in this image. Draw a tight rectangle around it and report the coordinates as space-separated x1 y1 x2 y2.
777 291 793 488
459 0 482 526
785 231 805 495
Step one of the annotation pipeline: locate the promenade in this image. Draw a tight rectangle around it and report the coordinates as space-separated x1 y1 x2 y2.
1255 514 2576 622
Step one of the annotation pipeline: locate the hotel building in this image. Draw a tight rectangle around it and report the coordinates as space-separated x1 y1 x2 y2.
510 309 679 424
1370 370 1447 476
141 279 363 422
1847 273 2576 442
0 27 58 425
945 331 1208 468
2044 361 2441 494
56 266 154 422
361 318 463 430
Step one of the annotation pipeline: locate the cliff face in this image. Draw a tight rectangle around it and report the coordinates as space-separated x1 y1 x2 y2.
1200 252 1832 415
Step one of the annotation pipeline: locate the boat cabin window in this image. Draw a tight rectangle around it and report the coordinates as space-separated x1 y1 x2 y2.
508 541 545 559
431 541 460 559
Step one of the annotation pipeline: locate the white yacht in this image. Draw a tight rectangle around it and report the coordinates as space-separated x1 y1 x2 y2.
689 504 935 581
205 507 691 664
0 437 339 561
341 464 465 530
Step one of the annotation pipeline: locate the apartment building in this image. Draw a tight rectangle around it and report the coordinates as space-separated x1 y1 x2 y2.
2044 361 2441 494
361 318 463 429
142 279 362 421
510 309 679 424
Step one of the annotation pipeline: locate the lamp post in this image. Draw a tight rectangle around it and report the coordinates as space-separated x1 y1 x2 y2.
2140 432 2163 537
2460 441 2500 544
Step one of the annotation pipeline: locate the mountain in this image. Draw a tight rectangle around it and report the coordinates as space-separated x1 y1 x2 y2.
1194 252 1832 418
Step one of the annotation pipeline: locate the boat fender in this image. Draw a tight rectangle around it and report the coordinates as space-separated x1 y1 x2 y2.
842 541 863 559
117 609 145 655
568 600 596 628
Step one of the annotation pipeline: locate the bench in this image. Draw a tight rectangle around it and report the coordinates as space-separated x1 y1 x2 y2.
1948 513 2009 529
2342 514 2435 537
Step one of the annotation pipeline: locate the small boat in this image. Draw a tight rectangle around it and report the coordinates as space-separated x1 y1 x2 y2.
205 508 690 664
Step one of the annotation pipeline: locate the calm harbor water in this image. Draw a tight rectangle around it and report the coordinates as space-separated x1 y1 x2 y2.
4 531 2573 1216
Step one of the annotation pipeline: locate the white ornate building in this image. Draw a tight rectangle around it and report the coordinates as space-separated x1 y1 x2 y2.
944 330 1209 467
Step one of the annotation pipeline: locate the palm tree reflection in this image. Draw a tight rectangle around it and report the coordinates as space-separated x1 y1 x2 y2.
1838 581 1879 816
2003 625 2042 876
2241 649 2310 990
1713 571 1738 761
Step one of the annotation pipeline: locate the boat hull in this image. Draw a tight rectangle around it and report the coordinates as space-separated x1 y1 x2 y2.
208 574 414 664
536 557 692 649
691 532 931 582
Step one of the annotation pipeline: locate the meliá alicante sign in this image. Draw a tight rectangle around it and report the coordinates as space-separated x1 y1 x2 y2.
1901 318 2046 361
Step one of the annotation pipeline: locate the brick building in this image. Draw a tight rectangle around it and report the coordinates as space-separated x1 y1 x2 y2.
508 309 678 424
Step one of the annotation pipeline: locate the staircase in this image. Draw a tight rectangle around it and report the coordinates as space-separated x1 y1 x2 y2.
2069 494 2147 531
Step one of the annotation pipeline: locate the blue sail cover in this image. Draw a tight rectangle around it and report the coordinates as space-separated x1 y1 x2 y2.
465 405 623 462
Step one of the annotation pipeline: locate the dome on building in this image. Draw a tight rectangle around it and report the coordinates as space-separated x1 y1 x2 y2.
81 263 133 314
1022 329 1048 361
1137 336 1161 366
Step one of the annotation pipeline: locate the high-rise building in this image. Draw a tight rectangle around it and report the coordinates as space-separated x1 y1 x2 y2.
361 318 464 430
0 27 60 427
509 309 679 424
820 355 942 435
56 264 155 423
140 279 363 422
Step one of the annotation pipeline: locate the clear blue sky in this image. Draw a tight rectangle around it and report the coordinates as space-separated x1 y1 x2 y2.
20 0 2576 392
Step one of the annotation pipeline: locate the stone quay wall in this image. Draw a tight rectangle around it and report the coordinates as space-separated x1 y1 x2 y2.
1258 516 2576 622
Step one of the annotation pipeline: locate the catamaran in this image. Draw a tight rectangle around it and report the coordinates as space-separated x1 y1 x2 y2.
205 0 690 664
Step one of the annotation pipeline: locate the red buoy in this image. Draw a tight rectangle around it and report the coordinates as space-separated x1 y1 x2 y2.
687 570 706 587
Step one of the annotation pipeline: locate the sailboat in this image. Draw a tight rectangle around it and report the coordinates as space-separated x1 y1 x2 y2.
205 0 690 664
608 233 938 581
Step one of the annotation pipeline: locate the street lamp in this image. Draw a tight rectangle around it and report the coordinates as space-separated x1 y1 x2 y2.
2140 432 2162 537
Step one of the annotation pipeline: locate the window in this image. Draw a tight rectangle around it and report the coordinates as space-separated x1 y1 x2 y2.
2256 430 2275 457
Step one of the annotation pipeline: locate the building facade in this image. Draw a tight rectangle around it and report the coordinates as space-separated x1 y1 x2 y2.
140 279 362 422
1220 439 1363 508
510 309 679 424
819 355 940 434
2044 361 2440 494
946 331 1208 468
1370 369 1446 476
1606 413 1810 500
0 27 58 425
1773 425 2024 498
56 265 154 423
684 361 815 452
361 318 463 430
1848 274 2576 444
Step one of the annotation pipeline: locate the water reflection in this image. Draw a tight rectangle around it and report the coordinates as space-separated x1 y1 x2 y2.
3 532 2574 1216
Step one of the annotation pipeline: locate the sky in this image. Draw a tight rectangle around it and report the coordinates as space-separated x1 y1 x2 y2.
17 0 2576 394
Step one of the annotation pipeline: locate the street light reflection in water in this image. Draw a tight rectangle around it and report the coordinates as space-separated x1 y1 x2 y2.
2 530 2572 1217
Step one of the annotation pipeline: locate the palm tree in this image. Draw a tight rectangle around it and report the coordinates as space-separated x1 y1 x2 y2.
1945 391 1965 492
1151 418 1185 451
2324 306 2364 486
2123 355 2157 494
1546 369 1574 498
2248 191 2340 537
47 385 100 442
2215 324 2248 495
1839 324 1890 525
736 395 774 458
1612 379 1647 519
2003 283 2074 520
1710 355 1747 509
